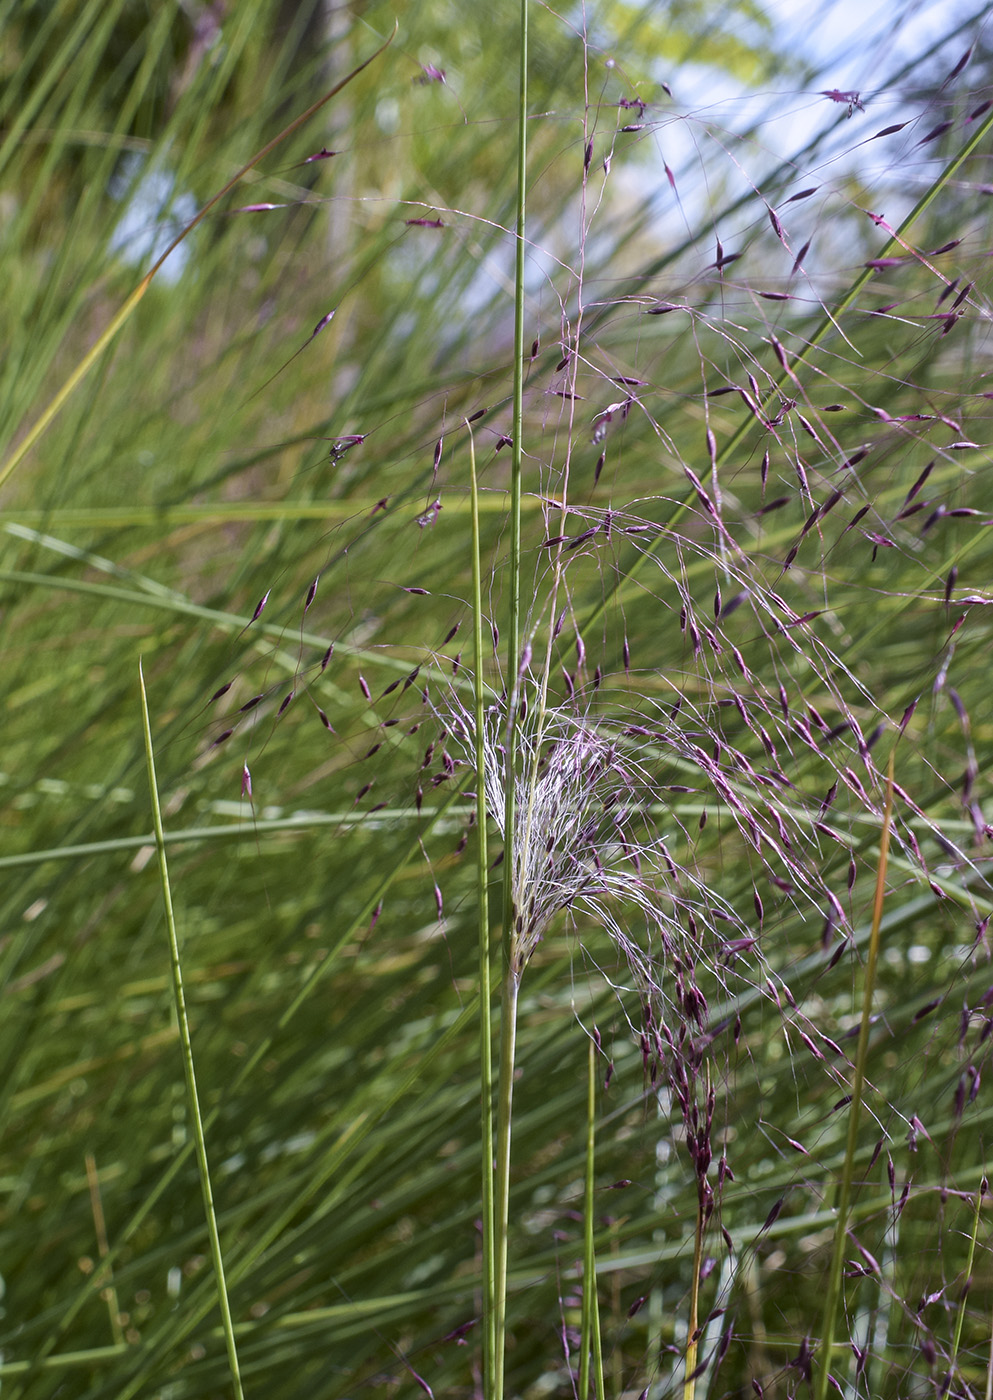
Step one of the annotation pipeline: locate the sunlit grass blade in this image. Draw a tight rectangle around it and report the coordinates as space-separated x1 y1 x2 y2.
0 23 396 494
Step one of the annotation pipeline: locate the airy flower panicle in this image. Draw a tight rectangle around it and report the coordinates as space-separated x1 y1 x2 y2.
445 684 746 1003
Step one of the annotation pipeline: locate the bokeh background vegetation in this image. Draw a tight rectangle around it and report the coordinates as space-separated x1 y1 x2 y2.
2 1 993 1396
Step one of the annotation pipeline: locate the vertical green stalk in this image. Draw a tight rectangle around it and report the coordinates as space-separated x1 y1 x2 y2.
493 3 529 1399
949 1178 985 1386
505 0 528 732
682 1195 705 1400
683 1066 710 1400
139 661 245 1400
493 965 520 1400
815 757 895 1400
501 0 529 915
580 1034 605 1400
468 428 496 1392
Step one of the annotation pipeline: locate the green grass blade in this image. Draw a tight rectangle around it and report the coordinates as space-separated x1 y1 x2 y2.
469 425 497 1391
580 1033 604 1400
138 660 245 1400
815 757 896 1400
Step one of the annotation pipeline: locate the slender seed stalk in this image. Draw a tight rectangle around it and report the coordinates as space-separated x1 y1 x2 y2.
815 755 895 1400
493 4 529 1397
580 1034 605 1400
468 428 496 1391
949 1178 985 1385
138 661 245 1400
518 4 590 814
682 1062 711 1400
682 1192 705 1400
591 1262 605 1400
503 0 528 762
493 964 520 1400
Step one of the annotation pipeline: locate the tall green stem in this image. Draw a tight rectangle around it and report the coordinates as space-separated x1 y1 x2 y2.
815 757 895 1400
506 0 528 722
468 429 496 1392
580 1034 605 1400
502 0 528 880
682 1192 705 1400
493 965 520 1400
138 662 244 1400
493 3 528 1398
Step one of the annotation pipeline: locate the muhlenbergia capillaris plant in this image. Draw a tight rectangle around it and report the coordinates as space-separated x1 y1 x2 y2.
4 3 993 1399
